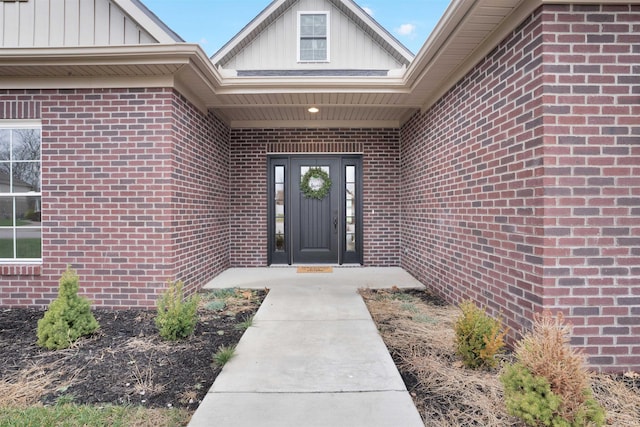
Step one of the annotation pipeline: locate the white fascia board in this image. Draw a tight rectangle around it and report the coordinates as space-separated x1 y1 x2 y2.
0 44 216 73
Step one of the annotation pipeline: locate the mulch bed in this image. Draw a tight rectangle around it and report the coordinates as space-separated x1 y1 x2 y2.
0 291 265 410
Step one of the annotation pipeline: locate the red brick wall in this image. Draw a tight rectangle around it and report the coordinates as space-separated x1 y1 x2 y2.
229 128 401 266
0 88 230 308
540 4 640 372
401 8 546 338
400 4 640 372
171 94 230 294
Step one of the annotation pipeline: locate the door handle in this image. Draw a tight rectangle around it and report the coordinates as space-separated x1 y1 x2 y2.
333 217 338 230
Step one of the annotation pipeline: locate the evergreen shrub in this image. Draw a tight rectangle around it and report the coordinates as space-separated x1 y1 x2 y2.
155 280 199 341
37 266 99 350
454 300 506 369
500 311 605 426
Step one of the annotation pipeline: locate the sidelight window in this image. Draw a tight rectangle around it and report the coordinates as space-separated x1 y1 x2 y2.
345 165 356 252
274 165 286 251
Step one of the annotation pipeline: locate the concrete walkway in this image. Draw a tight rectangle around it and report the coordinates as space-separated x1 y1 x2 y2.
188 267 425 427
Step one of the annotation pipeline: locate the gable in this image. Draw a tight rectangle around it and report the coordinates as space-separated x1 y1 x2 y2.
0 0 181 48
215 0 412 73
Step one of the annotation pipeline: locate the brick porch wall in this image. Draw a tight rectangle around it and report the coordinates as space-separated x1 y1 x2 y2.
170 94 231 294
229 128 401 266
0 88 231 308
400 4 640 372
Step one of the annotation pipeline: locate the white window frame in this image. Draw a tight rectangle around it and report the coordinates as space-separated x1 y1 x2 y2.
0 120 42 263
297 11 330 63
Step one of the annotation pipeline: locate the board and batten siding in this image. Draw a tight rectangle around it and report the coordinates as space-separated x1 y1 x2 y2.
221 0 405 71
0 0 156 47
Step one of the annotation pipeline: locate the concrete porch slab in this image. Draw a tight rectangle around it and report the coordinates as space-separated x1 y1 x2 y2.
203 266 425 290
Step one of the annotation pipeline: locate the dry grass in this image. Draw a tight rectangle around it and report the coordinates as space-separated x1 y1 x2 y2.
0 361 65 407
592 373 640 426
131 361 166 397
361 289 640 427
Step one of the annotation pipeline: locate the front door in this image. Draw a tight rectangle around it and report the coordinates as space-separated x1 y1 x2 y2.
291 158 340 263
268 155 362 265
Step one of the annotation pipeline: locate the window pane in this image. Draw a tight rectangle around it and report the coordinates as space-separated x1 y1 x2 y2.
15 195 41 224
0 130 9 161
12 162 40 192
0 234 13 258
16 227 41 259
0 162 10 192
346 166 355 182
12 128 41 161
314 17 326 36
0 198 12 226
275 165 285 183
345 166 356 252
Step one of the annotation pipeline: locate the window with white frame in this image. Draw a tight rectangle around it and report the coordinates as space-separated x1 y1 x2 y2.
0 121 42 261
298 12 329 62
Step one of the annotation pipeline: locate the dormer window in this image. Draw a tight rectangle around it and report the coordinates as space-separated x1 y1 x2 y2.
298 12 329 62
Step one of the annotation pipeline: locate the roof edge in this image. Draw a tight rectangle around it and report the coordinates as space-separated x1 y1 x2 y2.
114 0 185 43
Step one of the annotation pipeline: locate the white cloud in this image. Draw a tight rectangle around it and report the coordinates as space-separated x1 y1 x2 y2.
395 23 416 37
199 37 209 45
362 6 374 16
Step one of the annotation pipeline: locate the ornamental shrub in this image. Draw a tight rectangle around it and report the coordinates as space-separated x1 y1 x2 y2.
37 266 99 350
454 300 506 369
155 280 199 341
500 311 605 427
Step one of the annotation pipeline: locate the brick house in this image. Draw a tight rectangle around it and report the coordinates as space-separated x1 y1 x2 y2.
0 0 638 372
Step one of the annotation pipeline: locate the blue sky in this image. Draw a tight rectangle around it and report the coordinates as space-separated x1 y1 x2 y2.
142 0 451 56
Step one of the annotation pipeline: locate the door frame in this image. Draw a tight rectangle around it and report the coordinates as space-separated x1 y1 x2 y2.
267 154 363 265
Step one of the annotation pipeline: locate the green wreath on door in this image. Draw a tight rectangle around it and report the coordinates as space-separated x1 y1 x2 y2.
301 168 332 200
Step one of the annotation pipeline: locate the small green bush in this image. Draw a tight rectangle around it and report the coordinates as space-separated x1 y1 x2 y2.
155 280 199 341
501 362 605 427
37 266 99 350
501 362 563 426
454 300 506 369
500 311 606 427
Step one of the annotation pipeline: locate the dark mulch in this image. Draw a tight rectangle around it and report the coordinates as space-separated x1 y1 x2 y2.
403 288 449 306
0 291 265 410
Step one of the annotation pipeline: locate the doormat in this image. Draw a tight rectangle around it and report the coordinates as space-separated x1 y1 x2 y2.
297 266 333 273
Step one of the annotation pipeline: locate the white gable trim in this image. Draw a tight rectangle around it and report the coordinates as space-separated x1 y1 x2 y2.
328 0 414 61
112 0 183 44
212 0 413 67
212 0 292 65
